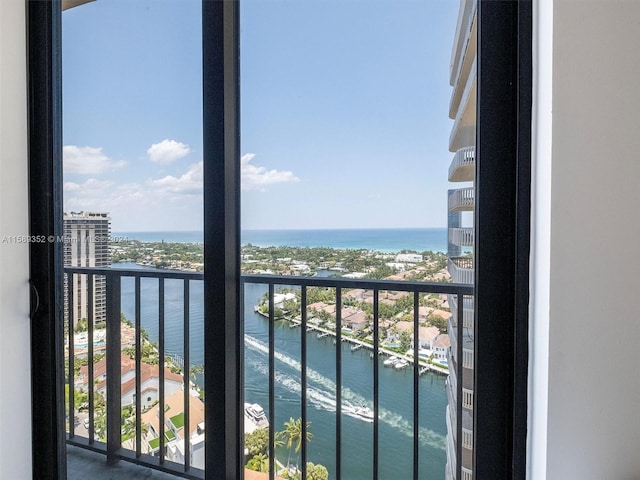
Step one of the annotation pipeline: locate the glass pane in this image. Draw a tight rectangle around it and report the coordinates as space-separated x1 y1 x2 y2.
62 0 205 473
240 1 468 478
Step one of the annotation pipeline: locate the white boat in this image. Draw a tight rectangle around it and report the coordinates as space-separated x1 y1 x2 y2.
244 403 269 429
383 355 400 367
394 360 409 370
354 405 374 422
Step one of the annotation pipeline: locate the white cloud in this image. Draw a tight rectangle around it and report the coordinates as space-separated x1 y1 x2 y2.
241 153 300 191
148 162 203 194
63 145 126 175
147 139 191 164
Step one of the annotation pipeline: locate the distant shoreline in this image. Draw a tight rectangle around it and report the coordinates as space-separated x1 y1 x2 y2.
112 227 450 254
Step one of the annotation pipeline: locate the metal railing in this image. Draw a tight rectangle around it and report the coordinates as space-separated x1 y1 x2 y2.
448 147 476 183
448 257 474 285
448 187 475 212
64 267 473 480
448 227 474 247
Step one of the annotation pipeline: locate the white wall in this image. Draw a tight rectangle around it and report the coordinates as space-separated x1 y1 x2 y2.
0 0 33 478
530 0 640 478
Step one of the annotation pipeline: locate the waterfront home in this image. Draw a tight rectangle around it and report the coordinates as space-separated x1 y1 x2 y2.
386 322 440 351
433 334 450 361
142 389 205 467
341 307 368 331
78 355 183 409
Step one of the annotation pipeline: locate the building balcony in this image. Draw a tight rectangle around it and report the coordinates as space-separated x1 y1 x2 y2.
64 266 474 479
446 406 474 472
448 347 474 392
449 11 477 119
449 0 477 87
449 57 477 152
448 187 475 212
448 294 474 330
448 321 473 367
448 147 476 183
448 256 474 284
448 227 474 248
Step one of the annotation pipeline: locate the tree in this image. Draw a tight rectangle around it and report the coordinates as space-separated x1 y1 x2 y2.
246 453 269 472
427 313 448 334
306 462 329 480
245 427 269 456
399 330 413 353
279 417 313 468
189 363 204 383
93 408 107 441
74 317 89 333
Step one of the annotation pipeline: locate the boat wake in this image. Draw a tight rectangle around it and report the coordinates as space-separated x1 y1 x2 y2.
244 334 446 451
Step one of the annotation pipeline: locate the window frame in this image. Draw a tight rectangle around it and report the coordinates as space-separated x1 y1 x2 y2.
474 0 531 478
27 0 532 478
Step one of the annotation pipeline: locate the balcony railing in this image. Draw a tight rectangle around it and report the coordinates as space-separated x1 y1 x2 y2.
448 294 474 329
448 256 474 285
449 0 478 87
448 227 474 248
64 266 473 480
448 147 476 183
448 187 475 212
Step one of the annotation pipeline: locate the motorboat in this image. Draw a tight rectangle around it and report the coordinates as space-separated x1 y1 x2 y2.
355 405 374 422
394 360 409 370
383 355 400 367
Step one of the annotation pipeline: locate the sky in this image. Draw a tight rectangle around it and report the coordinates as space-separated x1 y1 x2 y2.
62 0 459 232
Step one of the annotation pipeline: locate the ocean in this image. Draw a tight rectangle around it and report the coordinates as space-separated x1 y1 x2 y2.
113 228 448 253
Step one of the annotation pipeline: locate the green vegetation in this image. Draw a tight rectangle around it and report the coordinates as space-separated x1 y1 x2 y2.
244 418 326 478
305 463 329 480
111 239 449 282
279 417 313 467
245 427 270 457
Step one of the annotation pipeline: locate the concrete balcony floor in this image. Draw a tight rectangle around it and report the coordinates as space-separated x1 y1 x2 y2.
68 445 178 480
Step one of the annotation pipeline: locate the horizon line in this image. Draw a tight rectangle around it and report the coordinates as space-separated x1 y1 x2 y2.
112 226 447 233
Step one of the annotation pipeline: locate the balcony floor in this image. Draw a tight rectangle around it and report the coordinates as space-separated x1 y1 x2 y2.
68 445 178 480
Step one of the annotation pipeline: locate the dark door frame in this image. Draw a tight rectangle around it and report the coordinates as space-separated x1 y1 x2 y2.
27 0 66 478
27 0 531 478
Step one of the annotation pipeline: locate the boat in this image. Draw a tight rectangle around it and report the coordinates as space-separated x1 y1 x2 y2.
354 405 374 422
394 360 409 370
383 355 400 367
244 403 269 429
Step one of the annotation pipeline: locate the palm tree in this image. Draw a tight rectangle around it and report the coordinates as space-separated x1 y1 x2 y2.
279 417 313 468
254 452 269 473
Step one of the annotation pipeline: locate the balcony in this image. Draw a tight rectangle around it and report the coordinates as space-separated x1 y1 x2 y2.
449 57 477 152
448 348 474 393
448 147 476 183
449 0 477 87
448 227 474 248
64 266 473 480
448 187 475 212
447 256 474 285
449 12 477 120
445 405 474 472
448 294 474 330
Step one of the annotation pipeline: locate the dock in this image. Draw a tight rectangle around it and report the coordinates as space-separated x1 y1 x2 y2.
255 305 449 376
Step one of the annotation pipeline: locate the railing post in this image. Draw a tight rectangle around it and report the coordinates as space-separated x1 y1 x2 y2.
106 272 122 464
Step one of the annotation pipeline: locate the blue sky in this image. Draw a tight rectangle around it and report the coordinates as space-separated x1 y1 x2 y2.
62 0 458 231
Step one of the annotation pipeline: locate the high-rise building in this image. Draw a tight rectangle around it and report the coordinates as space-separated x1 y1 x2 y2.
63 211 111 327
445 0 476 479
